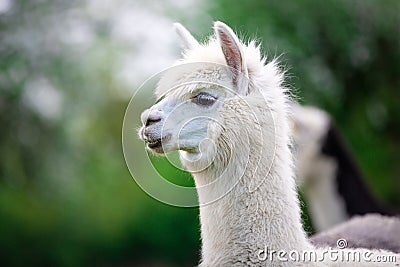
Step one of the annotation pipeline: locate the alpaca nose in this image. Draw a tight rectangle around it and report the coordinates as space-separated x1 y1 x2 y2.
145 115 161 127
141 109 162 127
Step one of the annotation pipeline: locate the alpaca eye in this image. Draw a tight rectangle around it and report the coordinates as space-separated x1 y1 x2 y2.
192 92 217 106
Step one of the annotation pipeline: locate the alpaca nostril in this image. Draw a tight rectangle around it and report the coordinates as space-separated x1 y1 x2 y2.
145 117 161 127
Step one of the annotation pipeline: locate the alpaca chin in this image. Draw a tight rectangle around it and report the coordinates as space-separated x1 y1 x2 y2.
179 138 218 176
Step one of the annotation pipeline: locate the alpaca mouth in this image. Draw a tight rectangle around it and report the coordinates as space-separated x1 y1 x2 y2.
147 138 162 149
145 134 171 152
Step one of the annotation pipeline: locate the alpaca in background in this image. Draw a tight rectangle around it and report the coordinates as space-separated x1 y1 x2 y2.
291 103 398 231
138 21 400 266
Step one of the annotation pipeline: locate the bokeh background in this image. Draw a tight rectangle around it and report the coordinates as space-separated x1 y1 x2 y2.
0 0 399 266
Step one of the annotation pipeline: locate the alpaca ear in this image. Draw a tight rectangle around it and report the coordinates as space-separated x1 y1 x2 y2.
214 21 249 94
174 23 199 51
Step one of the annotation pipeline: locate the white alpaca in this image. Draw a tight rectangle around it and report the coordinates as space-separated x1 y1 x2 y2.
138 21 400 266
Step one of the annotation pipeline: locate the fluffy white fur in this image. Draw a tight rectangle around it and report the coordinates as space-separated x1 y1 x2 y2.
139 22 400 266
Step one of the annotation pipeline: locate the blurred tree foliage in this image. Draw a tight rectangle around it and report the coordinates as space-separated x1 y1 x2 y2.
0 1 199 266
0 0 399 266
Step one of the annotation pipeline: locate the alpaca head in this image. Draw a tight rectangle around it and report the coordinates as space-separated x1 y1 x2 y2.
138 22 248 153
138 22 286 173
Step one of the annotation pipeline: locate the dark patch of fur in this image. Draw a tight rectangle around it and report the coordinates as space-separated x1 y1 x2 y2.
320 122 398 216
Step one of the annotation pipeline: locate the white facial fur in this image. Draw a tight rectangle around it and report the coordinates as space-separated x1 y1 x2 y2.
139 86 228 155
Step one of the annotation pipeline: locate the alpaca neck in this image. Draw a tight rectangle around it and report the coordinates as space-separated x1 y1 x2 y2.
182 97 311 265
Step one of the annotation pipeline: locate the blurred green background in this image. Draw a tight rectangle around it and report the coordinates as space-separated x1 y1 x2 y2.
0 0 399 266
